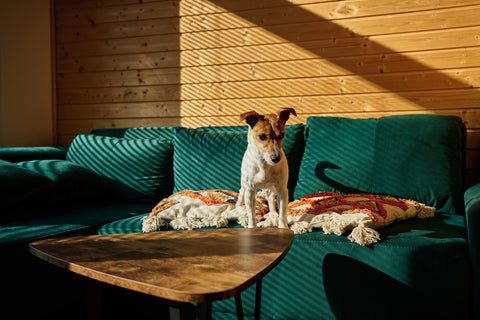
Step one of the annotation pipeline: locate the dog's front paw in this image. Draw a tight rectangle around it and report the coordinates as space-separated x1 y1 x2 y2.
278 218 289 229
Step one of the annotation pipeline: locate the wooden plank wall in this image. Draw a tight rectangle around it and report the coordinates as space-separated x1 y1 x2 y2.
54 0 480 186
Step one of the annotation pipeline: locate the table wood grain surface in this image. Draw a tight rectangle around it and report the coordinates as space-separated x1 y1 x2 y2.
30 228 293 303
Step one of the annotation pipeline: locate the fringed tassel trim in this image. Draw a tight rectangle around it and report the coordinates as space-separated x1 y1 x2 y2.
142 215 165 233
258 212 279 228
348 223 380 246
290 221 312 234
416 205 435 219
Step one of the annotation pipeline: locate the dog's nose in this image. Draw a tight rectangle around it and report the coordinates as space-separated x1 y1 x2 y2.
271 155 281 163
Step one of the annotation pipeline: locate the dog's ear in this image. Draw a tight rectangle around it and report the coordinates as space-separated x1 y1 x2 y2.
278 108 297 124
240 111 262 128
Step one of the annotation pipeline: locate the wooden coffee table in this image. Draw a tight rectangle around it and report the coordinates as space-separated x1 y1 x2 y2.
30 228 293 320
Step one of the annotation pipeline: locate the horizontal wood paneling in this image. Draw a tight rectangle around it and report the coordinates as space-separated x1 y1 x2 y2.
58 65 480 91
55 1 180 27
54 0 480 186
57 102 180 119
57 52 180 73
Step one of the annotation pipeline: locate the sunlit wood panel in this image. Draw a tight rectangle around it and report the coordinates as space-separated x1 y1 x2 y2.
53 0 480 185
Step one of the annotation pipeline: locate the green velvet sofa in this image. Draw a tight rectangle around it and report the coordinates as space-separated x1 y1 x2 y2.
1 114 479 319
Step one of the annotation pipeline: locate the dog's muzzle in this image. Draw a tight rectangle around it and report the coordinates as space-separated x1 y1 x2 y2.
271 154 281 163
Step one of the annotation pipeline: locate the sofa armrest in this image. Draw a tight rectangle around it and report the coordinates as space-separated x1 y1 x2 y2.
0 147 68 162
465 183 480 319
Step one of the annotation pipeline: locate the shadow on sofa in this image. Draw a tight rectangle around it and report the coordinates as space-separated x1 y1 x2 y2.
324 253 417 319
323 217 471 319
315 161 363 194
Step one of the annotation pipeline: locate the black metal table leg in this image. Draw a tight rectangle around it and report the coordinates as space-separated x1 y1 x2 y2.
254 279 262 320
235 294 245 320
234 279 263 320
196 301 212 320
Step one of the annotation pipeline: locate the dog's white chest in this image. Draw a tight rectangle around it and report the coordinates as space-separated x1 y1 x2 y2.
241 148 286 188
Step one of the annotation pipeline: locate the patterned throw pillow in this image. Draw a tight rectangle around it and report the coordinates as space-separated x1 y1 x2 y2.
285 192 435 246
142 189 268 232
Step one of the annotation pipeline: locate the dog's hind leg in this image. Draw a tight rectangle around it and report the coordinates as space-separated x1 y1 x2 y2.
236 187 244 207
267 188 278 215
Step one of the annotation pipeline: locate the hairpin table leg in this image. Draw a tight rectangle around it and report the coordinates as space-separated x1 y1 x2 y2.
254 279 263 320
235 294 244 320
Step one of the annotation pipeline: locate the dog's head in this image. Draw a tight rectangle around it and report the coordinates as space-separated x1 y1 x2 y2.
240 108 296 165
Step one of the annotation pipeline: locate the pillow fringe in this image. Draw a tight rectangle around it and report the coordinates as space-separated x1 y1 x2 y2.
322 214 349 236
290 221 312 234
348 223 380 246
417 205 435 219
258 212 279 228
142 215 164 233
142 190 435 247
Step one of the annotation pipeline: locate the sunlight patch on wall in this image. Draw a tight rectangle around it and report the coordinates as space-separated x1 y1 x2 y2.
177 0 480 129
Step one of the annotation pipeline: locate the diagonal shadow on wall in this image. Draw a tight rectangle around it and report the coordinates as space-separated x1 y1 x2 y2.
210 0 476 112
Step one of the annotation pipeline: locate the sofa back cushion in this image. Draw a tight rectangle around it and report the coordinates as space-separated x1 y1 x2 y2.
295 115 465 215
0 159 51 215
90 128 128 138
173 124 305 200
172 128 246 193
16 159 103 205
0 146 68 162
124 127 178 141
67 134 173 203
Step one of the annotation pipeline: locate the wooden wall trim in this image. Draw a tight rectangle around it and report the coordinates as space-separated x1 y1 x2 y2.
51 0 58 146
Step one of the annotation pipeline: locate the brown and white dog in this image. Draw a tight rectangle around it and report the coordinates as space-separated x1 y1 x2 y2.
236 108 297 228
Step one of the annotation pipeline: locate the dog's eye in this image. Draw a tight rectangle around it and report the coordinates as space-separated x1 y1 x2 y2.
259 134 267 141
277 133 285 140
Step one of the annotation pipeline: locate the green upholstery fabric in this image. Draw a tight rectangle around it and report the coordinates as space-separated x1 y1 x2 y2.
197 125 248 132
0 159 51 214
465 183 480 319
373 115 465 214
0 146 68 162
0 201 152 248
213 215 469 319
173 124 305 200
295 115 465 214
173 128 246 193
124 127 178 141
90 128 128 138
295 117 376 197
16 160 103 204
67 134 173 203
98 213 147 235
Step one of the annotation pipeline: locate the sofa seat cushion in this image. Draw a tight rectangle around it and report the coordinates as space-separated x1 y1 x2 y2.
98 213 469 319
0 159 51 214
172 124 305 200
67 134 174 202
295 115 465 215
16 159 103 204
98 213 245 235
215 214 469 319
0 201 152 248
